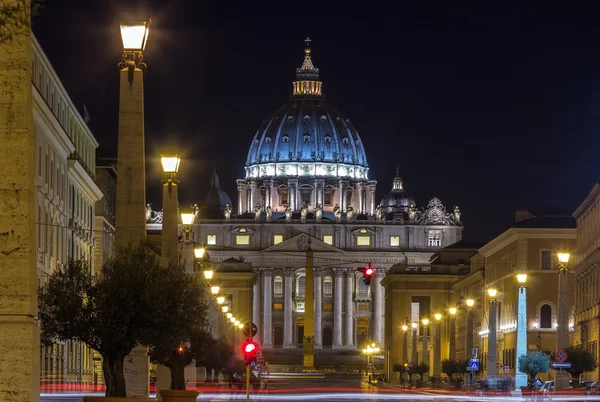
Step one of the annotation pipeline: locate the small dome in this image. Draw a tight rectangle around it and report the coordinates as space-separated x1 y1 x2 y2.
205 168 232 212
379 170 415 214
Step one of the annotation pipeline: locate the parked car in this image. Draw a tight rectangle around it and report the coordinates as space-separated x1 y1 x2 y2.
542 380 573 393
586 381 600 395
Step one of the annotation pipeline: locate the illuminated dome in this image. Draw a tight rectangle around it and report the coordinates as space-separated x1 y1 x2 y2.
379 170 415 214
245 46 369 180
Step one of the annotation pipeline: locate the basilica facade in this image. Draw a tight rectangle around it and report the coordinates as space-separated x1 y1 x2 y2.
148 44 464 352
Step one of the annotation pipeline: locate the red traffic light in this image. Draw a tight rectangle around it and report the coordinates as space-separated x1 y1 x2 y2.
242 340 259 366
244 342 257 353
365 267 374 276
362 265 375 285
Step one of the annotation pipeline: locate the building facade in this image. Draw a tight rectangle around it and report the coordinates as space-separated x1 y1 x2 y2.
147 45 464 358
573 184 600 380
32 35 103 391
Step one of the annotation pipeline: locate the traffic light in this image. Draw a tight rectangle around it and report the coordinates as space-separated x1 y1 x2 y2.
362 264 375 286
242 339 259 366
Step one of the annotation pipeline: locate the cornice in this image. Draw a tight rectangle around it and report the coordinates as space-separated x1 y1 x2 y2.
574 184 600 220
479 228 576 257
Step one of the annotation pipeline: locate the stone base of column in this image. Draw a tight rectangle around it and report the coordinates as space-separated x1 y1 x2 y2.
332 344 344 349
554 370 570 391
124 345 150 397
514 373 527 390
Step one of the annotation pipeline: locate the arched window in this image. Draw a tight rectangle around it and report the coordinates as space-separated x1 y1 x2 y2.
273 276 283 297
297 275 306 297
540 304 552 328
323 276 333 296
357 276 369 295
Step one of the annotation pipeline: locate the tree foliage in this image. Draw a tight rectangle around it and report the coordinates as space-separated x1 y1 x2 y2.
412 362 430 375
442 359 459 377
392 363 403 373
556 345 598 383
39 242 195 397
193 331 235 380
518 351 550 381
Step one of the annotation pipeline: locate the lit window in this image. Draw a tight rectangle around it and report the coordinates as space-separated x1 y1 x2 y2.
428 231 441 247
239 228 247 233
235 235 250 245
357 236 371 246
360 229 368 234
390 236 400 247
323 276 333 296
323 235 333 245
273 235 283 245
358 277 369 294
207 235 216 245
297 275 306 296
274 276 283 296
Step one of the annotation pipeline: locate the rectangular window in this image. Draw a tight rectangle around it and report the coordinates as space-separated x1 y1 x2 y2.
235 235 250 245
278 190 288 206
324 190 334 206
323 303 332 310
273 303 283 310
273 235 283 245
390 236 400 247
207 234 216 245
356 236 371 246
428 231 441 247
323 280 332 296
323 235 333 245
541 250 552 270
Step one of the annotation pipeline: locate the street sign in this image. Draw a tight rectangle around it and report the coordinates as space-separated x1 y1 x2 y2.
504 365 509 373
555 350 568 363
243 322 258 338
552 362 571 369
472 348 478 358
468 359 479 371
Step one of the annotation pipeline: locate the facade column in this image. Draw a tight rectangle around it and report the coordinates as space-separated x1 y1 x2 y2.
344 270 354 347
287 178 298 210
402 328 409 364
339 180 349 212
253 279 261 345
466 309 474 361
249 180 258 210
314 269 323 348
236 179 247 214
356 182 365 214
433 320 441 377
314 178 325 209
422 324 429 368
373 271 384 346
0 13 40 401
283 271 293 348
411 325 418 365
488 298 497 377
367 183 376 215
263 270 273 347
160 177 179 268
333 269 344 348
263 179 273 208
449 315 456 360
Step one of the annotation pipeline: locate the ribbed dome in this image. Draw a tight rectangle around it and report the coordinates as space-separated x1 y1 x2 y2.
379 172 415 214
244 44 369 180
205 168 232 211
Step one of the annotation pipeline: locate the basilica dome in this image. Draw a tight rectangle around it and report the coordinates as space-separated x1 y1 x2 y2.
245 47 369 180
379 172 415 214
205 168 232 211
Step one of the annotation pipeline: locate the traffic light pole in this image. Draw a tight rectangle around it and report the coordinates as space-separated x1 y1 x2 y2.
246 363 251 402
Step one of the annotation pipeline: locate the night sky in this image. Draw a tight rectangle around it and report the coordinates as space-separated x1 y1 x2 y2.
32 2 600 242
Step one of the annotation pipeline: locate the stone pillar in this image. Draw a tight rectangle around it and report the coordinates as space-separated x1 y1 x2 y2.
287 178 298 211
339 180 349 212
356 182 365 214
253 279 261 344
0 7 40 400
314 270 322 348
283 271 293 348
555 265 570 391
449 315 456 360
236 180 246 214
373 272 384 346
515 286 527 390
487 299 497 377
466 310 474 362
263 179 273 208
333 269 344 348
433 321 441 377
115 58 149 398
411 327 418 365
402 329 408 364
263 271 273 347
367 183 376 215
249 180 258 210
344 270 354 346
160 178 179 268
422 324 429 368
314 179 325 208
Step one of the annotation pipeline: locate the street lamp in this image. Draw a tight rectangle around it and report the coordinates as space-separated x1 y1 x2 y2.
466 299 475 362
194 247 206 259
119 20 149 82
222 306 229 313
411 321 418 365
449 307 457 360
555 251 571 391
362 343 380 384
515 272 527 390
160 154 180 268
238 323 244 329
433 314 442 380
402 322 408 365
181 211 195 226
211 286 220 295
160 155 180 176
216 296 225 305
203 270 214 280
226 313 232 319
487 288 498 377
422 318 430 376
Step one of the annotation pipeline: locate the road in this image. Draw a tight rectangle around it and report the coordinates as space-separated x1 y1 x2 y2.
40 373 600 401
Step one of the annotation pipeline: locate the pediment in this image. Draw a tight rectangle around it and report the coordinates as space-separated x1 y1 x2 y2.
262 233 344 253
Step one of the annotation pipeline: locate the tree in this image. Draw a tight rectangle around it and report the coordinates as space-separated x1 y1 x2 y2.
518 351 550 383
412 362 430 376
559 345 598 386
39 242 181 397
193 331 235 381
146 263 209 390
442 359 460 377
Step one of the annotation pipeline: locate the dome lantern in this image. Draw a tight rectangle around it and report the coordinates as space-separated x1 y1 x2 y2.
293 38 322 98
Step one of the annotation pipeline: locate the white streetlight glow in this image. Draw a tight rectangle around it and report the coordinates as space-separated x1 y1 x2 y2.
181 212 195 226
194 247 206 259
434 313 442 321
466 299 475 308
222 306 229 313
216 296 225 304
160 155 180 174
120 21 149 51
210 286 220 295
449 307 457 315
517 273 527 284
203 270 213 280
557 252 570 264
488 288 497 298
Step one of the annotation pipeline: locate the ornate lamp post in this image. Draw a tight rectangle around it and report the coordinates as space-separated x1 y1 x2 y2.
433 314 442 379
555 251 571 391
422 318 430 372
411 322 418 365
487 288 498 377
402 323 409 364
515 273 527 390
449 307 457 360
160 154 180 268
466 299 475 360
362 343 380 385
